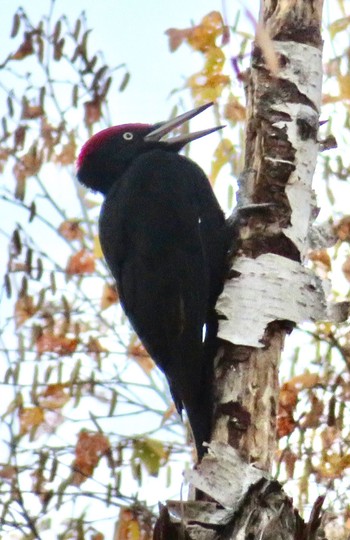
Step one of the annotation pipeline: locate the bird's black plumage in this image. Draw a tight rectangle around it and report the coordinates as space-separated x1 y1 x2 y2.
77 104 228 459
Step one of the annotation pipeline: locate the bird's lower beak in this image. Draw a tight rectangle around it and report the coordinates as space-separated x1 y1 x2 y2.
144 102 224 148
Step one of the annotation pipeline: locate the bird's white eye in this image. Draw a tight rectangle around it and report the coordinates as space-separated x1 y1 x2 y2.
123 132 133 141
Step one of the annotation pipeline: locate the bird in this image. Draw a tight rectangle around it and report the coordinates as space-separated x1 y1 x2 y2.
76 103 229 460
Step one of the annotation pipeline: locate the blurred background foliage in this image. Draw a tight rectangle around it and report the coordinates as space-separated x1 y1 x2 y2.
0 1 350 538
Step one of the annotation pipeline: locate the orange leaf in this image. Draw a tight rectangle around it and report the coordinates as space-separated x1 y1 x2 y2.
15 294 37 328
334 216 350 242
285 373 320 391
58 219 84 241
19 407 45 434
224 97 246 123
72 431 110 485
276 413 296 438
101 283 119 310
36 334 78 356
66 249 95 275
128 341 155 374
300 394 324 429
39 384 70 409
12 32 34 60
309 249 331 272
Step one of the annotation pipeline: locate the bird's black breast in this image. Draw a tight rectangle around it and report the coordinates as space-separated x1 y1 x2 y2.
98 150 210 365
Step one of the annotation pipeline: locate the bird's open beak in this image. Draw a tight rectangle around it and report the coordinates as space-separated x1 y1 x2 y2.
144 102 224 147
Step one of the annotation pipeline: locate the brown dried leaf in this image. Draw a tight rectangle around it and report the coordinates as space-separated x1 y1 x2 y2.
283 450 298 479
84 97 102 125
15 294 37 328
165 28 191 52
66 249 95 275
38 384 70 409
36 334 78 356
72 431 110 485
14 125 27 149
87 336 108 355
12 32 34 60
22 103 44 119
335 216 350 242
58 219 84 241
301 394 324 429
0 465 17 481
54 137 77 165
128 341 155 374
224 97 246 122
101 283 119 310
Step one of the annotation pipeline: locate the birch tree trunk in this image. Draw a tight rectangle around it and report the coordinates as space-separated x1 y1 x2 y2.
153 1 339 538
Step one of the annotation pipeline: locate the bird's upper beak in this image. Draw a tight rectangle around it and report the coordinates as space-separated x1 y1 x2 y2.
144 102 224 148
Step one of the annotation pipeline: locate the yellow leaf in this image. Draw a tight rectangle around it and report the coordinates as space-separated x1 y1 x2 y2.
19 407 45 434
210 138 235 184
338 74 350 99
93 235 103 258
329 16 350 39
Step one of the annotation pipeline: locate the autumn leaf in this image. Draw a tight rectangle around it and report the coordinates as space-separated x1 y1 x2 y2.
84 97 102 125
11 32 34 60
87 336 108 355
128 341 155 374
132 439 167 477
36 333 78 356
93 235 104 258
100 283 119 310
210 138 235 184
286 373 320 391
22 103 44 119
300 394 324 429
66 249 95 275
335 216 350 241
19 407 45 434
0 465 17 481
54 134 77 165
15 294 37 327
224 97 246 123
38 384 70 409
309 249 332 273
329 16 350 39
161 403 177 425
58 219 84 241
115 508 141 540
72 431 110 485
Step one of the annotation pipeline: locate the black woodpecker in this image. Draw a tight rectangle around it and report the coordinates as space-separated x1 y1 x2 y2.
76 103 229 460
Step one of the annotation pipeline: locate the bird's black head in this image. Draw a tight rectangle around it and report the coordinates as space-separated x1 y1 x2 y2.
76 102 224 195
